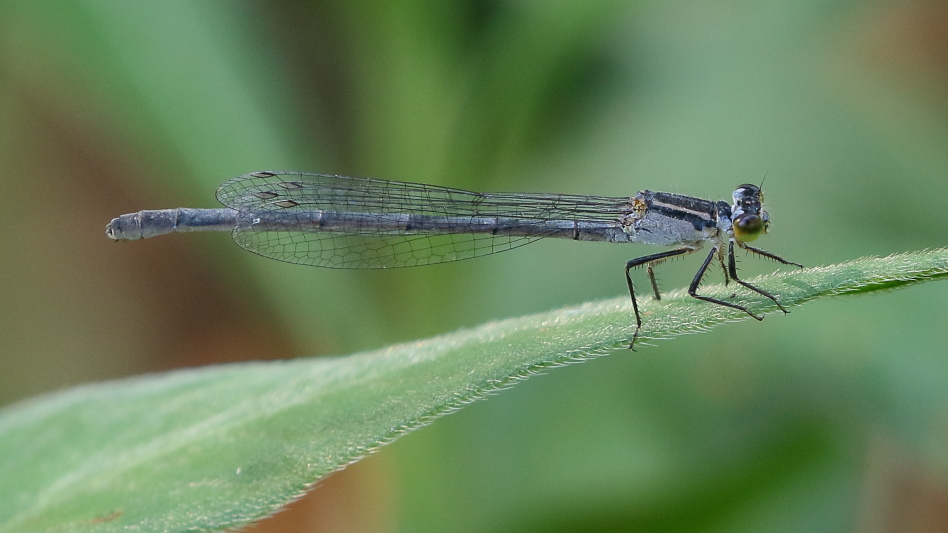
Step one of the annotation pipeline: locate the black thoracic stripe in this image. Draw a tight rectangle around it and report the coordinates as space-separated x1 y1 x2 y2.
649 192 718 214
647 192 719 231
648 205 709 231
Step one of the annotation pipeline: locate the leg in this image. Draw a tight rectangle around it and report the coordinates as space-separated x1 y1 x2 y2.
739 242 804 268
688 247 764 320
646 264 662 301
625 248 694 349
727 241 790 314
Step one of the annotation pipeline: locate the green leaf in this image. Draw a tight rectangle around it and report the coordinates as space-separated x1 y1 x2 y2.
1 249 945 533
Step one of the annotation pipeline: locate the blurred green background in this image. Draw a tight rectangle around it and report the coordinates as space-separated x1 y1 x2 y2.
1 1 946 531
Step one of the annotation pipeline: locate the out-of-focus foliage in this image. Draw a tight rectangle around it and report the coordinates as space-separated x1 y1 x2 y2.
0 1 945 531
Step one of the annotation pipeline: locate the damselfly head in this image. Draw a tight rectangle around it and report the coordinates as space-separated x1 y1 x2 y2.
733 184 762 208
731 184 770 242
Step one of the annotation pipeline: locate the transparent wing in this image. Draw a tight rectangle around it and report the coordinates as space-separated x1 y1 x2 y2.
216 171 629 269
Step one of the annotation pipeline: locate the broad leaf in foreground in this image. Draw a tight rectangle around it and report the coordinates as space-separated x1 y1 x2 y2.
0 249 945 532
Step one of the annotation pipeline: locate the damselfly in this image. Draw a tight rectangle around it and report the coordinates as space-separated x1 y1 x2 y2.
106 171 803 347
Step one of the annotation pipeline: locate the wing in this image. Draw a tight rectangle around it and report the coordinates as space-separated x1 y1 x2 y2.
216 171 628 269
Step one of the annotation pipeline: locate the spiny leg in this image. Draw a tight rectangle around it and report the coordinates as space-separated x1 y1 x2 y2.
687 247 763 320
718 246 731 286
625 248 694 349
646 264 662 301
727 241 789 314
739 242 804 268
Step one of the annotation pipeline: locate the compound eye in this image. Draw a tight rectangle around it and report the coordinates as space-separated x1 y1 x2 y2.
733 214 765 242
